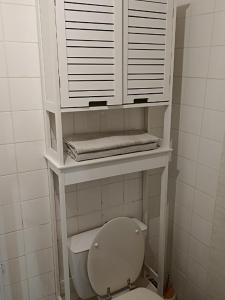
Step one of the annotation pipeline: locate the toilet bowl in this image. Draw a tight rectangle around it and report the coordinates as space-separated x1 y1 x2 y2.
68 217 163 300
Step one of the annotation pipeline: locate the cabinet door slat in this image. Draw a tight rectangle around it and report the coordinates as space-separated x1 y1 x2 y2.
58 0 122 107
124 0 172 104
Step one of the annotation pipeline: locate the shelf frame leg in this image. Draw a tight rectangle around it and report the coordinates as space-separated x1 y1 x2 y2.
158 165 169 296
58 174 71 300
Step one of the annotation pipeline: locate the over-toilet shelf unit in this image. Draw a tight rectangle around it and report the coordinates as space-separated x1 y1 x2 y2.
37 0 176 299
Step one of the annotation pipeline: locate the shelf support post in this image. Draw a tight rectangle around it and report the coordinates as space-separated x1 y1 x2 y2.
58 174 70 300
158 165 169 296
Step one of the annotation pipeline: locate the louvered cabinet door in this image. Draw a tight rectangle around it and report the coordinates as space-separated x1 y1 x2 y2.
123 0 174 105
56 0 123 108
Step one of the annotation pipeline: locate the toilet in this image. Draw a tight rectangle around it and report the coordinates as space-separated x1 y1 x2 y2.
68 217 163 300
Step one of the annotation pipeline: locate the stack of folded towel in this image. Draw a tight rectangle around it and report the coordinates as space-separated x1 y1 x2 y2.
64 130 161 162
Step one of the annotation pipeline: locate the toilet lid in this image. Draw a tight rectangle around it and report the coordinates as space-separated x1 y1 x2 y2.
87 217 145 297
115 288 163 300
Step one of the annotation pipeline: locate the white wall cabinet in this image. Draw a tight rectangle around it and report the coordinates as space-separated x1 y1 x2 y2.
37 1 176 299
40 0 174 109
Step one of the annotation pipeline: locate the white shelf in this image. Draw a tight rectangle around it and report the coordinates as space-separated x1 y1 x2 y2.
60 102 169 113
45 147 172 186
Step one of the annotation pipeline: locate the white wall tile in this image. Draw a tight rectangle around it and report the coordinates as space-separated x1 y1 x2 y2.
196 164 218 197
188 14 213 47
183 47 210 77
180 77 206 107
0 174 19 205
0 203 22 234
78 212 102 232
174 203 192 232
173 246 188 274
77 186 101 214
124 178 142 203
0 230 25 261
2 4 37 42
0 43 7 77
180 105 203 135
177 156 197 186
0 112 13 144
175 181 195 209
205 79 225 111
173 227 190 254
201 109 225 142
0 78 11 111
0 144 16 175
103 205 125 223
13 110 44 142
5 42 40 77
16 141 46 172
194 190 215 222
191 214 212 246
4 280 29 300
102 181 123 209
190 0 215 15
10 78 42 111
26 248 54 277
178 131 199 161
24 224 52 253
198 138 222 170
188 236 210 267
124 200 142 219
212 11 225 45
22 197 50 228
208 46 225 79
3 256 27 285
215 0 225 11
19 169 49 201
187 257 208 290
28 272 55 300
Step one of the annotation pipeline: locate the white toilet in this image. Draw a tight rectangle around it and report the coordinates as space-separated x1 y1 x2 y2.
68 217 163 300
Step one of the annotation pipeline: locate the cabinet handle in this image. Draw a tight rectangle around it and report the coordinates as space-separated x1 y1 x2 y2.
133 98 149 104
89 101 107 107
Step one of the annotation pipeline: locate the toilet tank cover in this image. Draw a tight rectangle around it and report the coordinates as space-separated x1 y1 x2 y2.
87 217 145 296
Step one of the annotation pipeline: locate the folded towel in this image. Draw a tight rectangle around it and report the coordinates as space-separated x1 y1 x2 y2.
66 142 159 162
64 130 160 155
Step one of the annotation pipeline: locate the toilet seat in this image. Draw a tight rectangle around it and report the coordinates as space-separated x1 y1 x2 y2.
87 217 145 297
114 288 163 300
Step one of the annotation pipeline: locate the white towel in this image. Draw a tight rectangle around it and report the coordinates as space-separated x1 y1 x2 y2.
64 130 160 162
65 142 159 162
64 130 160 155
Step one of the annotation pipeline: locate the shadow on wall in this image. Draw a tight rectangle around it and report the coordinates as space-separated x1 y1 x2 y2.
167 2 190 295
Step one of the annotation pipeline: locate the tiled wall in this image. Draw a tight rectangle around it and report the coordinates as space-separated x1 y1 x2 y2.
65 172 143 237
171 0 225 299
0 1 55 299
